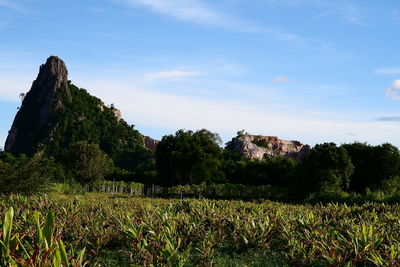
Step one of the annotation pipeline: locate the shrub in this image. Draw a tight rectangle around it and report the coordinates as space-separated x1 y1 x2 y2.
0 151 55 195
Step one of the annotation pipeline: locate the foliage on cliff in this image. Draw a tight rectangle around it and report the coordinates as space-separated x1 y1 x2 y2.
45 82 152 171
10 80 153 173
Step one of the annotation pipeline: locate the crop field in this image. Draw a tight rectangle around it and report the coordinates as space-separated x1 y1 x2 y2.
1 194 400 266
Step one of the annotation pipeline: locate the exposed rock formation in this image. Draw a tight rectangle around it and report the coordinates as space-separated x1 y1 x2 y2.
226 134 311 160
5 56 70 155
111 107 122 121
143 136 159 151
4 56 153 173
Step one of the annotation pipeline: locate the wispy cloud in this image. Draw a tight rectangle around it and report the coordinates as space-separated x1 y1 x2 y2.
143 70 203 81
0 0 31 13
377 116 400 122
123 0 231 27
385 80 400 100
374 67 400 75
316 6 366 25
260 0 366 26
273 76 291 83
119 0 305 46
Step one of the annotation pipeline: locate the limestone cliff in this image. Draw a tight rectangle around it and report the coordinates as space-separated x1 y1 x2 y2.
226 134 311 160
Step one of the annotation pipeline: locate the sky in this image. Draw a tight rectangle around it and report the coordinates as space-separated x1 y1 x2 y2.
1 0 400 149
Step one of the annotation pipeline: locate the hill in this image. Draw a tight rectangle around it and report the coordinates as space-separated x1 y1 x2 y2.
5 56 153 172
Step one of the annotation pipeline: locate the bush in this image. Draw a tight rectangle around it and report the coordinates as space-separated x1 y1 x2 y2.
0 151 55 195
64 141 113 185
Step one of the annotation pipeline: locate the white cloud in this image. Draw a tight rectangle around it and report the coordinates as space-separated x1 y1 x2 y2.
143 70 203 81
374 67 400 75
273 76 291 83
385 80 400 100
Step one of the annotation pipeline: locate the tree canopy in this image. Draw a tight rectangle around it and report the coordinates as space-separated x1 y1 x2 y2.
297 143 354 195
64 141 113 185
156 129 225 186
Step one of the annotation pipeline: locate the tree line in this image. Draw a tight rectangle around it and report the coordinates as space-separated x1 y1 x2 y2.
1 129 400 201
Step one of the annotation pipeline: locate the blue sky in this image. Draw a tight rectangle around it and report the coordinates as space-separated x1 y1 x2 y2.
1 0 400 149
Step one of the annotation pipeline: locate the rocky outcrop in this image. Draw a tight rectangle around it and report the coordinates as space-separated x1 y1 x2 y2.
226 134 311 160
5 56 70 155
111 107 122 121
143 136 159 151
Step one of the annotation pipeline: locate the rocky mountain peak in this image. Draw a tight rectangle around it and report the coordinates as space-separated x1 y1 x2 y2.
4 56 71 154
35 56 69 91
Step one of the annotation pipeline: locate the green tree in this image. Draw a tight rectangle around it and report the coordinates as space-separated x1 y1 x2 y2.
64 141 113 185
0 151 57 195
342 142 400 192
222 157 297 187
374 143 400 183
297 143 354 196
156 129 225 186
341 142 374 192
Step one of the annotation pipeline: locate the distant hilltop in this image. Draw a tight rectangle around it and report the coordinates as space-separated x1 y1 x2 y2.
226 134 311 160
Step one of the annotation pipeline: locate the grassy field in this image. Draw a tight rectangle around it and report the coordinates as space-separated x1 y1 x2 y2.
1 193 400 266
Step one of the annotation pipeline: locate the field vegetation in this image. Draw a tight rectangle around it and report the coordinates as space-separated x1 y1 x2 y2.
1 194 400 266
4 95 400 266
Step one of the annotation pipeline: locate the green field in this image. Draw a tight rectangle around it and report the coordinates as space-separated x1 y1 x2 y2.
1 194 400 266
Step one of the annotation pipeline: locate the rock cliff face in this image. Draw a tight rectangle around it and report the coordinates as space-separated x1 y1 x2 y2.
111 108 122 121
143 136 160 151
226 134 311 160
5 56 70 155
